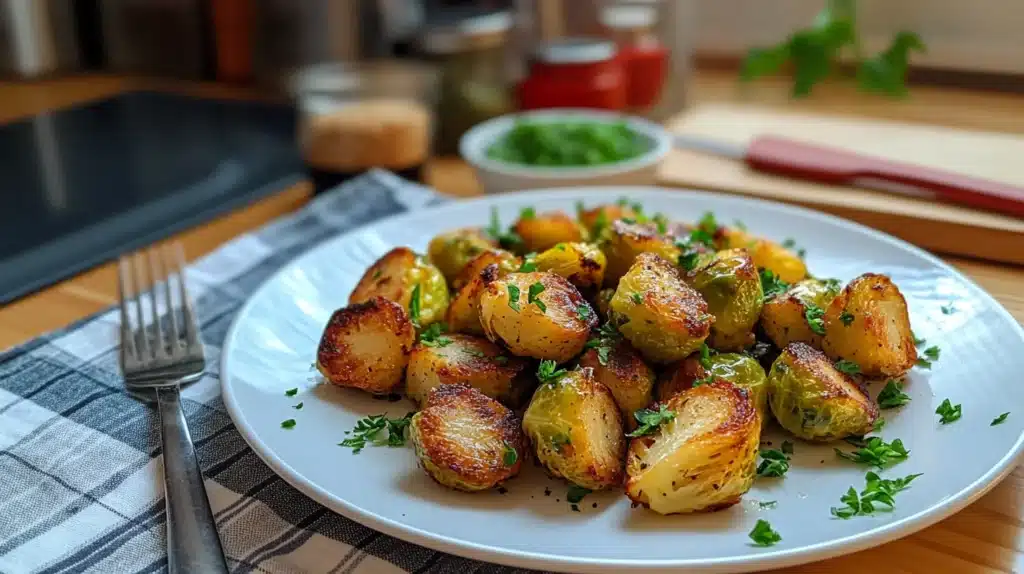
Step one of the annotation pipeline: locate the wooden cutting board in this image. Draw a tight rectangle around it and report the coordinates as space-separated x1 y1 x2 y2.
659 103 1024 265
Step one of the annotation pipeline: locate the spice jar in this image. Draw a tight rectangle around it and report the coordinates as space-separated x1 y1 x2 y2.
516 38 627 111
600 5 669 111
423 12 516 156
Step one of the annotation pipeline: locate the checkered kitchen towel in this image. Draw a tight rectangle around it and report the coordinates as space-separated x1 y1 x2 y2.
0 170 545 574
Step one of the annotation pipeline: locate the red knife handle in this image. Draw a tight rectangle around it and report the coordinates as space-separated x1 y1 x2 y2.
745 135 1024 219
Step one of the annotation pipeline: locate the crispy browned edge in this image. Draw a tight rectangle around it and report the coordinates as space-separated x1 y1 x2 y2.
783 342 877 416
316 296 415 392
632 252 713 336
349 246 415 304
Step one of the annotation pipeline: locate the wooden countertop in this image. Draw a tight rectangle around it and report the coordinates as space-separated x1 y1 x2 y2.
2 71 1022 573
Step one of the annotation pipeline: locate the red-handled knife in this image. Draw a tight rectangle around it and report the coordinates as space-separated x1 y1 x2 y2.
674 134 1024 219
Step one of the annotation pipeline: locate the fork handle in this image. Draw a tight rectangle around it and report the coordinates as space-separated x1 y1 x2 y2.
157 387 230 574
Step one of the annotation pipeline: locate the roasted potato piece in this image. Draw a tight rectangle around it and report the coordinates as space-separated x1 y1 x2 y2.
427 227 497 283
316 297 415 394
349 247 450 327
578 341 656 430
767 342 878 441
760 278 841 350
657 353 768 423
479 271 597 362
446 264 499 335
513 211 587 253
625 382 759 514
611 253 713 364
822 273 917 378
452 249 520 291
409 383 526 492
534 242 607 294
719 228 806 283
406 334 534 408
593 288 615 321
687 248 763 351
598 220 681 287
577 203 637 236
522 367 625 490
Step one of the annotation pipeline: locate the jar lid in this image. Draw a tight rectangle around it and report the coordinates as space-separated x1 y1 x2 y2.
534 38 617 65
421 11 511 54
600 5 658 30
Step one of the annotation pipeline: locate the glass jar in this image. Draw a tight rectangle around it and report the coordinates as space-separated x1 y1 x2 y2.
422 12 516 156
516 38 627 111
601 4 669 112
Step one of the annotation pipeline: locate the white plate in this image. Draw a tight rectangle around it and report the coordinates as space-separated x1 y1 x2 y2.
221 187 1024 573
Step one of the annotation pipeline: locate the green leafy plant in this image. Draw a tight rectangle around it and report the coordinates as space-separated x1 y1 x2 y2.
741 0 925 97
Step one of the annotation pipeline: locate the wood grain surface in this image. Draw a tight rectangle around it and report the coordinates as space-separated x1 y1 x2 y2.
1 71 1022 573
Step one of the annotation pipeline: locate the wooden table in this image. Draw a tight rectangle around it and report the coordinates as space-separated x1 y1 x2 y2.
2 71 1022 573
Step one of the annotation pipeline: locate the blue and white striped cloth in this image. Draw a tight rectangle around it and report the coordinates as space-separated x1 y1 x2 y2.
0 171 544 574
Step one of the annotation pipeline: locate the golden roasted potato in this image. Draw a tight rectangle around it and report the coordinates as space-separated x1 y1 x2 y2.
316 296 415 394
593 288 615 321
611 253 713 364
625 382 759 514
409 383 526 492
522 367 625 490
479 271 597 362
406 334 534 408
767 342 878 441
760 278 841 350
452 249 520 291
598 219 681 287
426 227 497 283
822 273 917 378
719 228 806 283
534 242 606 294
687 248 763 351
577 340 656 429
657 353 768 423
446 263 499 335
349 247 449 327
577 203 637 236
513 210 587 253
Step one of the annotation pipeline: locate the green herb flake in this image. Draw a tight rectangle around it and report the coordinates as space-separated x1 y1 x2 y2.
293 402 304 410
630 292 643 305
835 437 909 468
831 471 922 519
734 219 748 232
936 399 962 424
372 268 383 280
692 374 716 388
507 284 521 312
576 304 593 322
756 449 790 478
873 418 885 433
941 303 956 315
758 500 777 510
537 360 568 385
285 388 298 397
281 418 296 429
626 405 676 437
418 322 452 348
408 284 422 327
877 380 911 409
520 207 536 220
518 252 538 272
760 269 790 300
527 282 547 312
585 321 621 367
781 440 794 455
699 343 713 369
804 303 826 335
749 519 782 547
834 359 861 375
503 443 518 466
485 206 525 250
493 355 509 365
567 484 592 504
991 412 1010 426
338 412 415 453
839 311 855 326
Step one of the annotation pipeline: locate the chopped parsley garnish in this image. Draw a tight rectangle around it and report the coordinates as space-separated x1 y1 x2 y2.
338 412 414 453
758 500 777 509
630 292 643 305
839 311 855 326
652 213 669 234
408 284 422 327
781 238 807 258
503 443 518 466
616 196 630 207
520 206 536 220
781 440 794 455
493 355 509 365
992 412 1010 426
699 343 713 369
592 210 609 238
834 359 860 375
285 388 298 397
912 332 926 346
734 219 748 232
567 484 592 504
626 405 676 437
835 437 908 467
831 471 922 519
293 402 304 410
804 303 826 335
507 284 521 312
756 449 790 477
877 380 911 409
677 249 701 271
936 399 962 424
873 418 885 433
941 303 956 315
418 322 452 347
485 207 524 250
281 418 296 429
527 282 547 312
575 200 585 217
749 519 781 546
692 374 715 387
585 321 622 366
518 252 538 272
551 433 572 453
916 345 940 369
372 268 383 280
537 360 568 385
760 269 790 300
576 304 593 322
688 212 718 247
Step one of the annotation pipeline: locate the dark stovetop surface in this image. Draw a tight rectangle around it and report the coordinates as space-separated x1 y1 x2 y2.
0 91 302 304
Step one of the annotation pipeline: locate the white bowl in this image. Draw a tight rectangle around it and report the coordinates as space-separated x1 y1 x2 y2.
459 109 673 194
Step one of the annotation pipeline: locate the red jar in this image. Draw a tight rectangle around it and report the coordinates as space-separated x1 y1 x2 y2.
602 5 668 110
517 39 627 111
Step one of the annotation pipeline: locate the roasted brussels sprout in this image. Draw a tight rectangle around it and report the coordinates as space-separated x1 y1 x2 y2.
577 340 656 429
522 367 625 490
316 297 415 394
513 211 587 254
760 278 841 350
767 342 878 441
625 382 759 514
479 271 597 362
657 353 768 423
719 228 806 283
446 264 498 335
687 248 763 351
409 383 526 492
822 273 917 378
406 334 534 408
577 203 638 236
611 253 713 364
350 247 449 327
452 249 520 291
598 220 681 287
593 288 615 321
427 227 497 283
534 242 607 294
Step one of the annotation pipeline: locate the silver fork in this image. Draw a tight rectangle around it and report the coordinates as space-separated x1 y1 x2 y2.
119 245 229 574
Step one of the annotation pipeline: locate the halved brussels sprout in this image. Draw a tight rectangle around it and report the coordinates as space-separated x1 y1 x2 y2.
767 342 878 441
718 228 806 283
657 353 768 423
452 249 521 291
577 340 656 429
406 334 534 408
522 367 625 490
316 297 415 394
534 242 606 294
427 227 497 283
760 278 841 350
598 219 681 287
687 248 763 351
513 211 587 253
350 247 449 327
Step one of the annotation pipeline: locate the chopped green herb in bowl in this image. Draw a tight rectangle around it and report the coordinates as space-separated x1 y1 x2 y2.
485 120 649 167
